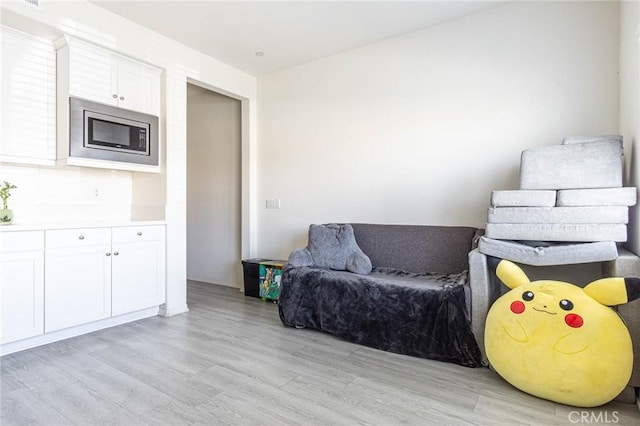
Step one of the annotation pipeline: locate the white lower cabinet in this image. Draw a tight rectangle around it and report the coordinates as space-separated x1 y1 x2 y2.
44 225 166 332
44 228 112 333
0 231 45 344
112 226 166 316
0 223 166 352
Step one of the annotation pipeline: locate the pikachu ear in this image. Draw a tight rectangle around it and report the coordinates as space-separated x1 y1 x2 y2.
495 259 530 289
584 277 640 306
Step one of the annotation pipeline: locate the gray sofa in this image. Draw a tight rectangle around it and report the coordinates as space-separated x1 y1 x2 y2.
279 223 497 367
597 250 640 394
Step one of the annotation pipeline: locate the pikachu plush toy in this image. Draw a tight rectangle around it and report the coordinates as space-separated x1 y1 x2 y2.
485 259 640 407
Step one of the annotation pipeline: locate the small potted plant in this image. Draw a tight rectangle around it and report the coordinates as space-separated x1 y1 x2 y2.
0 181 17 225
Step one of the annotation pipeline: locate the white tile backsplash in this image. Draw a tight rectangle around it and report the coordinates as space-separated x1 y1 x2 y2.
1 163 132 223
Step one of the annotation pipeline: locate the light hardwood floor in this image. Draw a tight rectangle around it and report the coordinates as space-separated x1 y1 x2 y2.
2 281 639 425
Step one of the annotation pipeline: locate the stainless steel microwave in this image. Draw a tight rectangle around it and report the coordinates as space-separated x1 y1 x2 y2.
69 97 159 166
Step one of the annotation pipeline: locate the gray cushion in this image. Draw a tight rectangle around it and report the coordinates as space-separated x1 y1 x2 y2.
556 187 637 207
485 223 627 242
487 206 629 224
491 190 556 207
350 223 478 275
519 141 623 190
562 135 623 145
478 236 618 266
289 224 372 274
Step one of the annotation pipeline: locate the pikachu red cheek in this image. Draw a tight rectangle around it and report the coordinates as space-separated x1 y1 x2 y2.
564 313 583 328
510 301 525 314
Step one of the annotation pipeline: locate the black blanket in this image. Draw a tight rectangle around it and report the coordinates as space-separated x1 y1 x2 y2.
278 265 483 367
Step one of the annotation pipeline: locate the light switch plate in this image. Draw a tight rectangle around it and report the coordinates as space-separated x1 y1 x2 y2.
266 198 281 209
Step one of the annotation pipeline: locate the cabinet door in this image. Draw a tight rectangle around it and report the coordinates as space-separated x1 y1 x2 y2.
111 226 165 316
0 26 56 163
116 58 161 116
0 251 45 344
64 37 160 115
45 244 112 332
0 231 45 344
67 39 117 106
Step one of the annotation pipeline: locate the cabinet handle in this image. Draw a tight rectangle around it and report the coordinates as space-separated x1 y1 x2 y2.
137 232 143 236
112 94 117 99
106 252 111 257
114 252 119 256
78 235 85 240
119 96 125 101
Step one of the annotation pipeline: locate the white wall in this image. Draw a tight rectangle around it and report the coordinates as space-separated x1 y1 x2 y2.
1 0 258 315
257 1 620 259
0 164 132 223
187 84 241 287
621 0 640 255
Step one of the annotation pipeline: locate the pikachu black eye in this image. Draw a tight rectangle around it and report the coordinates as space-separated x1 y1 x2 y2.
522 291 534 301
559 299 574 311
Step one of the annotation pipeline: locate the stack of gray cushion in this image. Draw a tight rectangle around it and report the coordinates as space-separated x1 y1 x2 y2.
481 135 637 266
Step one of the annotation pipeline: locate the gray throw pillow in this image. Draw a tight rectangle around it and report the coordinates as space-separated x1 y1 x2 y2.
288 224 372 274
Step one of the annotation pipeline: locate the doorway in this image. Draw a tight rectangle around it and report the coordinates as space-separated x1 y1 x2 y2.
186 83 242 288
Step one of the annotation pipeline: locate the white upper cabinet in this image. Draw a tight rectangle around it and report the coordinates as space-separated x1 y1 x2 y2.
0 26 56 165
62 37 161 116
67 38 115 107
116 58 160 115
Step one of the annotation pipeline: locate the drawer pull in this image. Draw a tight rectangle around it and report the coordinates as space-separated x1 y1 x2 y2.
106 252 111 257
137 232 143 236
78 235 85 240
114 252 119 256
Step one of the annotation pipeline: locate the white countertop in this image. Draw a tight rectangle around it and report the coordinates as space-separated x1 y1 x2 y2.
0 220 166 232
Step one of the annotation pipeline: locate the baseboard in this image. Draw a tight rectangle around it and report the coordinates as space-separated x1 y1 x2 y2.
158 303 189 317
186 276 240 289
1 307 159 356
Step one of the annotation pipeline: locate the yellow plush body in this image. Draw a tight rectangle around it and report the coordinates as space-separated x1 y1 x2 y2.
485 261 634 407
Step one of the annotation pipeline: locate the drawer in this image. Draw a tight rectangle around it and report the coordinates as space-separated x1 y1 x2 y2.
46 228 111 249
112 225 165 243
0 230 44 252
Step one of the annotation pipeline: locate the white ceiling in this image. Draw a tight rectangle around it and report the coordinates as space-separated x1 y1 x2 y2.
90 1 506 76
